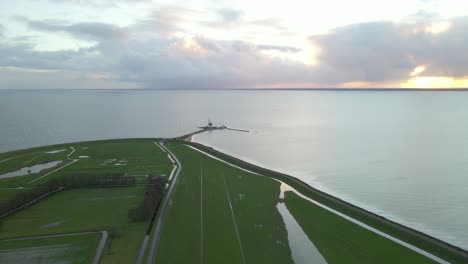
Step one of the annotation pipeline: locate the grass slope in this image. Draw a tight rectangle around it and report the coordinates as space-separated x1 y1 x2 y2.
183 141 468 264
285 192 435 263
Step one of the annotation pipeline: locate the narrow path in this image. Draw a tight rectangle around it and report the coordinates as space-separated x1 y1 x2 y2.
0 151 43 163
145 141 182 264
222 174 246 264
27 147 78 185
0 187 34 190
27 159 78 184
92 231 109 264
0 230 108 264
185 144 450 264
66 147 76 159
23 155 39 166
154 142 166 153
168 165 177 181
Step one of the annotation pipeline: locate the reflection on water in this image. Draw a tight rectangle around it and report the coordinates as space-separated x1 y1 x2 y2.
0 160 62 179
277 202 327 264
1 89 468 249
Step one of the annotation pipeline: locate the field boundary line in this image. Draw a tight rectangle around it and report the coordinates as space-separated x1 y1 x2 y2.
0 187 64 218
222 174 246 264
27 159 78 184
200 160 204 264
0 230 108 264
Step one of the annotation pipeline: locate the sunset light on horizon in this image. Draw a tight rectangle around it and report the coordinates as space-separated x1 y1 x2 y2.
1 0 468 89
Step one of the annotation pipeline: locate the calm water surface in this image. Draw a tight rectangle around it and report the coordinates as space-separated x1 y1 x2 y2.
1 89 467 249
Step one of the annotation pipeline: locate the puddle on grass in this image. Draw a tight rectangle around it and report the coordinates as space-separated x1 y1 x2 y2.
40 220 67 229
45 149 67 154
0 160 62 179
277 181 327 264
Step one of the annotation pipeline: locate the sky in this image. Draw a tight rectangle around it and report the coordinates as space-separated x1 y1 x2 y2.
1 0 468 89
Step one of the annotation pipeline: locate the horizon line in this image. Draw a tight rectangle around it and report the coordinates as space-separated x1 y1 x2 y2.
2 88 468 91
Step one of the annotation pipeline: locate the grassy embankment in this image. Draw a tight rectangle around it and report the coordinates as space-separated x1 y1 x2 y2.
0 139 172 264
182 141 468 264
157 142 293 264
157 142 441 264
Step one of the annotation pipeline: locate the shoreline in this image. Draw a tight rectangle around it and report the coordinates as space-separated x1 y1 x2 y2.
191 133 463 250
1 137 467 263
180 140 468 264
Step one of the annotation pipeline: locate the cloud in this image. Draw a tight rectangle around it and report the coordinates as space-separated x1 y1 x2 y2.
49 0 151 7
3 11 468 89
26 19 129 43
310 16 468 83
217 9 244 22
137 6 202 37
201 15 287 33
0 24 5 40
0 41 101 71
118 37 313 89
256 44 301 53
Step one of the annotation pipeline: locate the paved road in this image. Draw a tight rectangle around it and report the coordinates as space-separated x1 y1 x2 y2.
144 141 182 264
135 235 149 264
93 231 109 264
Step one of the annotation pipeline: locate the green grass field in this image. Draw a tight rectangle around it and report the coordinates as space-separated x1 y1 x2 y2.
0 148 70 175
0 187 145 238
0 139 173 264
0 139 172 188
0 188 28 204
182 141 468 264
0 233 100 264
0 185 148 263
1 139 465 264
156 142 444 264
157 143 293 264
285 192 434 263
